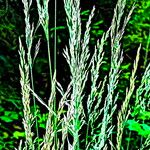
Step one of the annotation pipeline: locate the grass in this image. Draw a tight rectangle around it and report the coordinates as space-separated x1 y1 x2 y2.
17 0 150 149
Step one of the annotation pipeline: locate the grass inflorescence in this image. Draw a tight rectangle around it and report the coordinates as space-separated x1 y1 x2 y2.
17 0 150 149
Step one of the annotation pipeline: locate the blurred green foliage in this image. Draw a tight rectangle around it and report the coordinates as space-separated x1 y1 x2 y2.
127 120 150 138
125 0 150 53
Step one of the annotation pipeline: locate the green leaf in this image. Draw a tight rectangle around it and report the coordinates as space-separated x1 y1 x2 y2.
141 124 150 131
138 111 150 120
121 63 131 70
126 120 150 138
126 120 142 132
0 107 4 112
139 124 150 137
125 137 134 142
0 111 19 122
13 131 25 139
0 116 13 122
3 132 9 138
93 20 103 26
92 26 100 29
50 26 65 31
81 10 90 16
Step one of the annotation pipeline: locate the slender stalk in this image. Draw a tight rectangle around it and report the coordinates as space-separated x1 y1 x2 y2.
30 67 39 150
54 0 57 72
47 35 53 86
53 0 57 149
126 131 132 150
140 120 144 148
143 29 150 68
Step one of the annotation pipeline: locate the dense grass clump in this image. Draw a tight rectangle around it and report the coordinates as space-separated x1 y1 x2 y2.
17 0 150 149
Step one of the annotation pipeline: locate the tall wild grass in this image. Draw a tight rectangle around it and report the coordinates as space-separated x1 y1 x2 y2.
17 0 150 149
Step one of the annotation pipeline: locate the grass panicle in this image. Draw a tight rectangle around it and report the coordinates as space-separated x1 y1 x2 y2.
19 38 34 150
18 0 150 149
116 45 141 150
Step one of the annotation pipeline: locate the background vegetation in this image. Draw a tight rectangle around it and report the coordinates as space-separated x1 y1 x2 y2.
0 0 149 149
